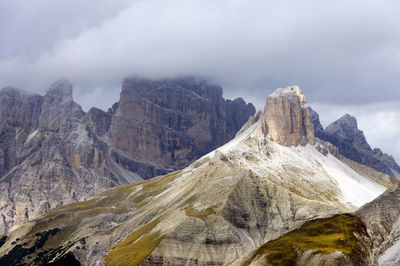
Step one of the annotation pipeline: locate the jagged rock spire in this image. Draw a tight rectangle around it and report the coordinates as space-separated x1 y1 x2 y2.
258 85 315 146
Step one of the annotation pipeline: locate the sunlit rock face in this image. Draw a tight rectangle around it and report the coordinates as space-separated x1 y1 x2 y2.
258 85 315 146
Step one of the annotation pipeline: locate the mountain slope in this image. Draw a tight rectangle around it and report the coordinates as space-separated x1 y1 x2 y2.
0 86 393 265
308 107 400 178
239 182 400 266
0 78 254 235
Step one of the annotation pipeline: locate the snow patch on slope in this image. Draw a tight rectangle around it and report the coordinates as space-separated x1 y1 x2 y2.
300 145 386 208
202 122 258 160
190 116 386 211
379 239 400 266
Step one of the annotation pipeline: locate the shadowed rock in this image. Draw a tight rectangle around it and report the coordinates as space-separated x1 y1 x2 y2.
309 107 400 178
108 77 255 171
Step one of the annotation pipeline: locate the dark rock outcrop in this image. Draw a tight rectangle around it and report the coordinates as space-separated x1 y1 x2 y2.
309 107 400 178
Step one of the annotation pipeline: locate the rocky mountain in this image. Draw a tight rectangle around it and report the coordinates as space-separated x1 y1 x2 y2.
308 107 400 178
0 80 142 234
0 78 254 235
0 86 394 265
107 77 255 173
240 181 400 265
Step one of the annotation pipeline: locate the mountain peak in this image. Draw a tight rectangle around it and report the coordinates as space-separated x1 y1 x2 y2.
45 79 73 98
0 86 31 96
258 86 315 146
325 113 359 137
270 85 301 96
338 113 358 129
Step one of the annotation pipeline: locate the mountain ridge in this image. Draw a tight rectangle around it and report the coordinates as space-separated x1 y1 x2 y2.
0 77 254 234
0 85 395 265
308 107 400 178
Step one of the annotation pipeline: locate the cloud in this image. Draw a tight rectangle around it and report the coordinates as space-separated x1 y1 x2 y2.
1 0 400 160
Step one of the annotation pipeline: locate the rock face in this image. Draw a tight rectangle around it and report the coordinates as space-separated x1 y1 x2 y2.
0 78 254 234
241 182 400 266
108 77 255 172
0 81 141 234
258 86 315 146
309 107 400 178
356 183 400 265
0 87 393 265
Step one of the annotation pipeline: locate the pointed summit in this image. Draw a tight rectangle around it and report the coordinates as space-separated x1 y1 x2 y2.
326 113 358 134
45 79 73 98
258 85 315 146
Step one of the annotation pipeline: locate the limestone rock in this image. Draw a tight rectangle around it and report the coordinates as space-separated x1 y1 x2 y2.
258 86 315 146
309 107 400 178
239 178 400 266
0 84 142 234
86 107 112 137
0 77 254 234
108 77 255 171
0 95 393 265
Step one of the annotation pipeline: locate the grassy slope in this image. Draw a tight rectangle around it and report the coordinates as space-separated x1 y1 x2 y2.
242 214 367 265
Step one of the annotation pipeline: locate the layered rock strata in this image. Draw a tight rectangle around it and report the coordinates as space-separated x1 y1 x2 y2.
0 81 141 234
0 78 254 234
108 77 255 171
240 182 400 266
0 86 394 265
258 86 315 146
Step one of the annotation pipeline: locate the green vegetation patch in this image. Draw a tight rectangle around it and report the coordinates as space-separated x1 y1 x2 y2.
243 214 365 266
185 207 216 218
105 218 164 266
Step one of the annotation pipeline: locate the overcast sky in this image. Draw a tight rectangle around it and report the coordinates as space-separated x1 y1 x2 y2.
1 0 400 161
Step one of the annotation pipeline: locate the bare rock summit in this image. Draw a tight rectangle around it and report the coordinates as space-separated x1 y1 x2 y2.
258 85 315 146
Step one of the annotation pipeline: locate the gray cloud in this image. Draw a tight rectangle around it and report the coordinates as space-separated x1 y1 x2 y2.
1 0 400 160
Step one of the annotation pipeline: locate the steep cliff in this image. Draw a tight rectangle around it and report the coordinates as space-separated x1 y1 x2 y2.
258 86 315 146
108 77 255 172
0 81 141 234
0 78 254 234
0 86 393 265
